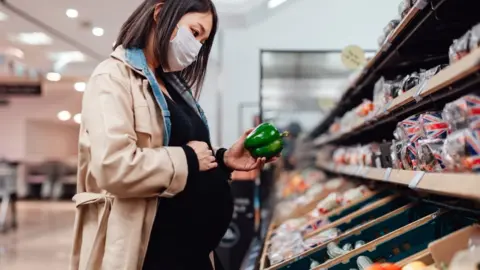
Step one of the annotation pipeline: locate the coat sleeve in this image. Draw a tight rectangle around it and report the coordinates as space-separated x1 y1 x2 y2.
83 73 188 198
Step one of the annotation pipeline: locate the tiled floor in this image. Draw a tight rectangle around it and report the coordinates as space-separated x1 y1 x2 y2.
0 201 75 270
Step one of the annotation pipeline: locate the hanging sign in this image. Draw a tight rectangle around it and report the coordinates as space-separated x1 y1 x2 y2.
341 45 367 70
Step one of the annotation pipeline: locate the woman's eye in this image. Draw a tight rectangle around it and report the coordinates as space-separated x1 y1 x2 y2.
192 29 200 37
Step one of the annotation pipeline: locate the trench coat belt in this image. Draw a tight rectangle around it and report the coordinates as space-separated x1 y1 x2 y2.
72 192 114 268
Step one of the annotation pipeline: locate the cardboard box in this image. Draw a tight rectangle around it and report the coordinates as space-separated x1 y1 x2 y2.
428 224 480 269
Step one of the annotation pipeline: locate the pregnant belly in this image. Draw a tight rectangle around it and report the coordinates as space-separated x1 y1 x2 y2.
153 171 233 254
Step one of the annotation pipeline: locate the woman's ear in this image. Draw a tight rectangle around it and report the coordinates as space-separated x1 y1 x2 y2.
153 3 163 23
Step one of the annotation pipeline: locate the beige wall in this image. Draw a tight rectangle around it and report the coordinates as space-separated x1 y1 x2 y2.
25 120 79 161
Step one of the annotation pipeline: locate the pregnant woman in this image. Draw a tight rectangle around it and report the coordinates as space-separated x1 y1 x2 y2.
69 0 272 269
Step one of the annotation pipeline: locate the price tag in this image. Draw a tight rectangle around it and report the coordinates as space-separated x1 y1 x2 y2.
408 171 426 189
413 78 429 102
355 166 363 176
383 168 393 181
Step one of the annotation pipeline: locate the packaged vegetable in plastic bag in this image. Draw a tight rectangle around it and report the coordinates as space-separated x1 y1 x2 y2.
442 129 480 172
449 30 472 63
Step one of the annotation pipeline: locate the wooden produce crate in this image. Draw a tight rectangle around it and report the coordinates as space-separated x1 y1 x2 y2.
262 195 409 269
312 211 477 270
274 203 439 270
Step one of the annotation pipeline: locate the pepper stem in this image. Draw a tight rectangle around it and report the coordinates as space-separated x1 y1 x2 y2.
281 131 290 137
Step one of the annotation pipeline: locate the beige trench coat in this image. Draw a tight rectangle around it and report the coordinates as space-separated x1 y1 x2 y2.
70 46 200 270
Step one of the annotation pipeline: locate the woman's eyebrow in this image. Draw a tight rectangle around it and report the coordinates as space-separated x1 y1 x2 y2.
197 22 206 34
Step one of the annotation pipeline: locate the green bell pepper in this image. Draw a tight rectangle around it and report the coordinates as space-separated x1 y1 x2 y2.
244 123 289 159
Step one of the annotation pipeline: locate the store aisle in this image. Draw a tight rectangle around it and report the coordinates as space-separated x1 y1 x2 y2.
0 201 74 270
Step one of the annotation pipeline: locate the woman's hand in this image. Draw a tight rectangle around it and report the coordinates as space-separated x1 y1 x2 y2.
224 129 279 171
187 141 218 171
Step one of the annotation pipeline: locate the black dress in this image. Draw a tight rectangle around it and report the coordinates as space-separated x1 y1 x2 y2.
142 80 234 270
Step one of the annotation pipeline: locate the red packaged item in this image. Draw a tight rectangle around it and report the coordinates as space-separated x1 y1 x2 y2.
442 129 480 172
397 114 424 143
419 111 449 140
443 94 480 132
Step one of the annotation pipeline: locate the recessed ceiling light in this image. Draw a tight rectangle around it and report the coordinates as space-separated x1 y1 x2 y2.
57 111 71 121
74 113 82 124
4 47 24 59
8 32 52 45
0 11 8 21
268 0 288 9
92 27 104 37
66 9 79 18
74 82 86 92
46 72 61 82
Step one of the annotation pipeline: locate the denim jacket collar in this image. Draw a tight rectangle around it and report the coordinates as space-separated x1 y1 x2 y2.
110 46 209 144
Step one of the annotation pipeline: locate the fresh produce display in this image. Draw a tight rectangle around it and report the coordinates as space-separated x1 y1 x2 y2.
268 185 370 265
332 94 480 173
244 122 289 159
449 23 480 63
321 66 445 141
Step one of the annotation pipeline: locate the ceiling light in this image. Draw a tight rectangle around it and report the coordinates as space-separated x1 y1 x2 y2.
74 113 82 124
66 9 78 18
8 32 52 45
57 111 71 121
92 27 104 37
268 0 287 9
0 11 8 21
4 47 24 59
49 51 86 71
74 82 86 92
46 72 61 82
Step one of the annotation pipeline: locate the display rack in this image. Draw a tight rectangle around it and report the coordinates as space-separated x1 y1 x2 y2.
316 161 480 201
309 0 480 140
258 0 480 269
314 48 480 146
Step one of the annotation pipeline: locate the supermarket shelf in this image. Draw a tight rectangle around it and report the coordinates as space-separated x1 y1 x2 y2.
309 2 428 139
314 47 480 147
317 161 480 201
309 0 480 140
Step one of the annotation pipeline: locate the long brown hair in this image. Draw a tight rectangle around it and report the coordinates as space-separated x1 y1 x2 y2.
115 0 218 98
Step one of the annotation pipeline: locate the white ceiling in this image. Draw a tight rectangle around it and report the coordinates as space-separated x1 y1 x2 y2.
0 0 275 79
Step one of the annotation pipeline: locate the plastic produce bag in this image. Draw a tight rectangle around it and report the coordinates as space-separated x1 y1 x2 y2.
391 140 405 169
327 242 348 259
442 129 480 172
316 193 342 214
469 23 480 52
449 30 472 63
442 94 480 132
420 111 449 140
401 140 419 170
417 139 445 172
397 114 424 142
304 228 341 248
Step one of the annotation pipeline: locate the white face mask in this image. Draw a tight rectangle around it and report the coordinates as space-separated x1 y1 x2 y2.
164 25 202 72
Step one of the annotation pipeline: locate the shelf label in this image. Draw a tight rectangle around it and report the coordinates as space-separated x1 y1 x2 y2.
408 171 426 189
383 168 393 181
413 78 429 102
355 166 363 176
361 167 370 177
